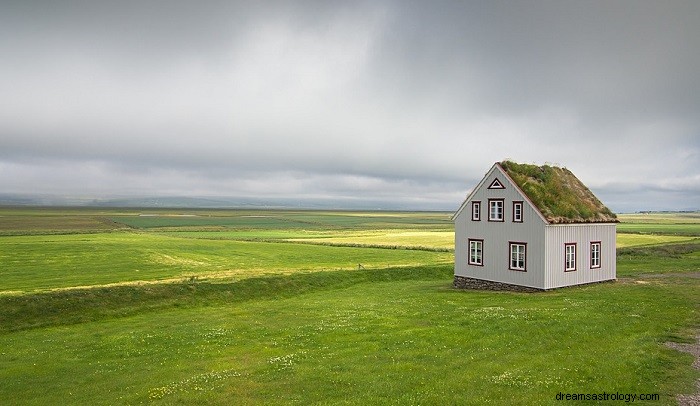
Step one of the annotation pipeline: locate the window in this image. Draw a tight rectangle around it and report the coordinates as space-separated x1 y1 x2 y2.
512 201 523 223
509 242 526 271
469 239 483 266
565 243 577 271
488 178 505 189
472 201 481 221
590 242 601 269
488 199 504 222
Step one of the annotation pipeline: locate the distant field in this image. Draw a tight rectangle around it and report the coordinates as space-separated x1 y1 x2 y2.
616 233 697 248
110 210 453 230
0 207 127 234
617 212 700 224
0 232 451 293
287 229 455 249
158 229 455 250
617 213 700 236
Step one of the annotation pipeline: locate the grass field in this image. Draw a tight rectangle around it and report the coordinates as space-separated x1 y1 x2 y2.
617 212 700 237
0 208 698 404
0 233 451 292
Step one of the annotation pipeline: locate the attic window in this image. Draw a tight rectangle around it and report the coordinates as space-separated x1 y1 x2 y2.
488 178 505 189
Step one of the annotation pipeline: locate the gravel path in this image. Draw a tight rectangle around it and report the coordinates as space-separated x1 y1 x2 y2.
665 333 700 406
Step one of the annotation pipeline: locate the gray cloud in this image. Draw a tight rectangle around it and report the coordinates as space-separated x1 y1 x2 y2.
1 0 698 211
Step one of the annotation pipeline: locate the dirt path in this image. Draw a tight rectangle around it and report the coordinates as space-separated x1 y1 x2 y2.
665 333 700 405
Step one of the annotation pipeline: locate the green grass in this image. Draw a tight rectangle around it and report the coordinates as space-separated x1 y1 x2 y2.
158 229 455 250
109 210 453 230
500 161 616 222
616 233 698 248
617 242 700 276
618 212 700 224
287 229 455 250
617 213 700 237
0 262 697 405
617 223 700 237
0 208 127 235
0 208 698 404
0 232 451 292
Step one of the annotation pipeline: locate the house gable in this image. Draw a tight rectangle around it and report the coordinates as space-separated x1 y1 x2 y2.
452 163 547 225
455 161 618 225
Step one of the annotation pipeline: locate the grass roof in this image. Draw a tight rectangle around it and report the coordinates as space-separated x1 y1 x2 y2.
499 161 618 224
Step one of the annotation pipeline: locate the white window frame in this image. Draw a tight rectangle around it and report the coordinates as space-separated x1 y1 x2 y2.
488 199 504 222
565 243 577 272
513 201 523 223
590 242 601 269
468 239 483 266
472 201 481 221
509 242 526 271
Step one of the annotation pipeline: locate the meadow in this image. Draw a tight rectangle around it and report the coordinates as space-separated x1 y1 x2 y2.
0 207 698 404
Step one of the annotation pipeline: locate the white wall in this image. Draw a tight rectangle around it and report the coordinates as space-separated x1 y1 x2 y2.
543 223 617 289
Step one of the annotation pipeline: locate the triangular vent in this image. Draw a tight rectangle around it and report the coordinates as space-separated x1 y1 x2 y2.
488 178 505 189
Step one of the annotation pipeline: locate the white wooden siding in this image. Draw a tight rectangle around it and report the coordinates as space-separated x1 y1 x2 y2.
543 224 616 289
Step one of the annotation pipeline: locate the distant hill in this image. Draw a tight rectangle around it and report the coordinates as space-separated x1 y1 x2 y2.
0 194 451 211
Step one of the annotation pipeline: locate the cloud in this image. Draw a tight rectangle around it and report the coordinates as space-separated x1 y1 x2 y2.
0 1 698 211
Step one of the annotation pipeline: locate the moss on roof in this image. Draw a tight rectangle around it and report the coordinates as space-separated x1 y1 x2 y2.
499 161 618 224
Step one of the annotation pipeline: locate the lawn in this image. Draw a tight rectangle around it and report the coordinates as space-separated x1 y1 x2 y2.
0 232 451 293
0 208 698 404
0 263 697 405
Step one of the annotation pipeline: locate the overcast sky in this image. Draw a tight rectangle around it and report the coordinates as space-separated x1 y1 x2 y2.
1 1 698 211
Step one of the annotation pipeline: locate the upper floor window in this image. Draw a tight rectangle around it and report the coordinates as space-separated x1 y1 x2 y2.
472 201 481 221
513 201 523 223
565 243 577 272
590 242 601 269
488 199 504 222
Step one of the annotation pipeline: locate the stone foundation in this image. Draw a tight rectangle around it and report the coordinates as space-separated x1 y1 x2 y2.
453 275 616 292
453 275 543 293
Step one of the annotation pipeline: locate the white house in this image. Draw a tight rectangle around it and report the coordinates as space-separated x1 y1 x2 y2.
452 161 618 291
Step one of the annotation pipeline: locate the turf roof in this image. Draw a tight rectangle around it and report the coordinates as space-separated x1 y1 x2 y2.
499 161 618 224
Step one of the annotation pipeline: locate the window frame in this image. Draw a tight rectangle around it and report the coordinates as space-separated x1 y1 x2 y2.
468 239 484 266
565 243 577 272
512 201 523 223
488 178 505 189
509 241 527 272
488 199 505 222
590 241 601 269
471 201 481 221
